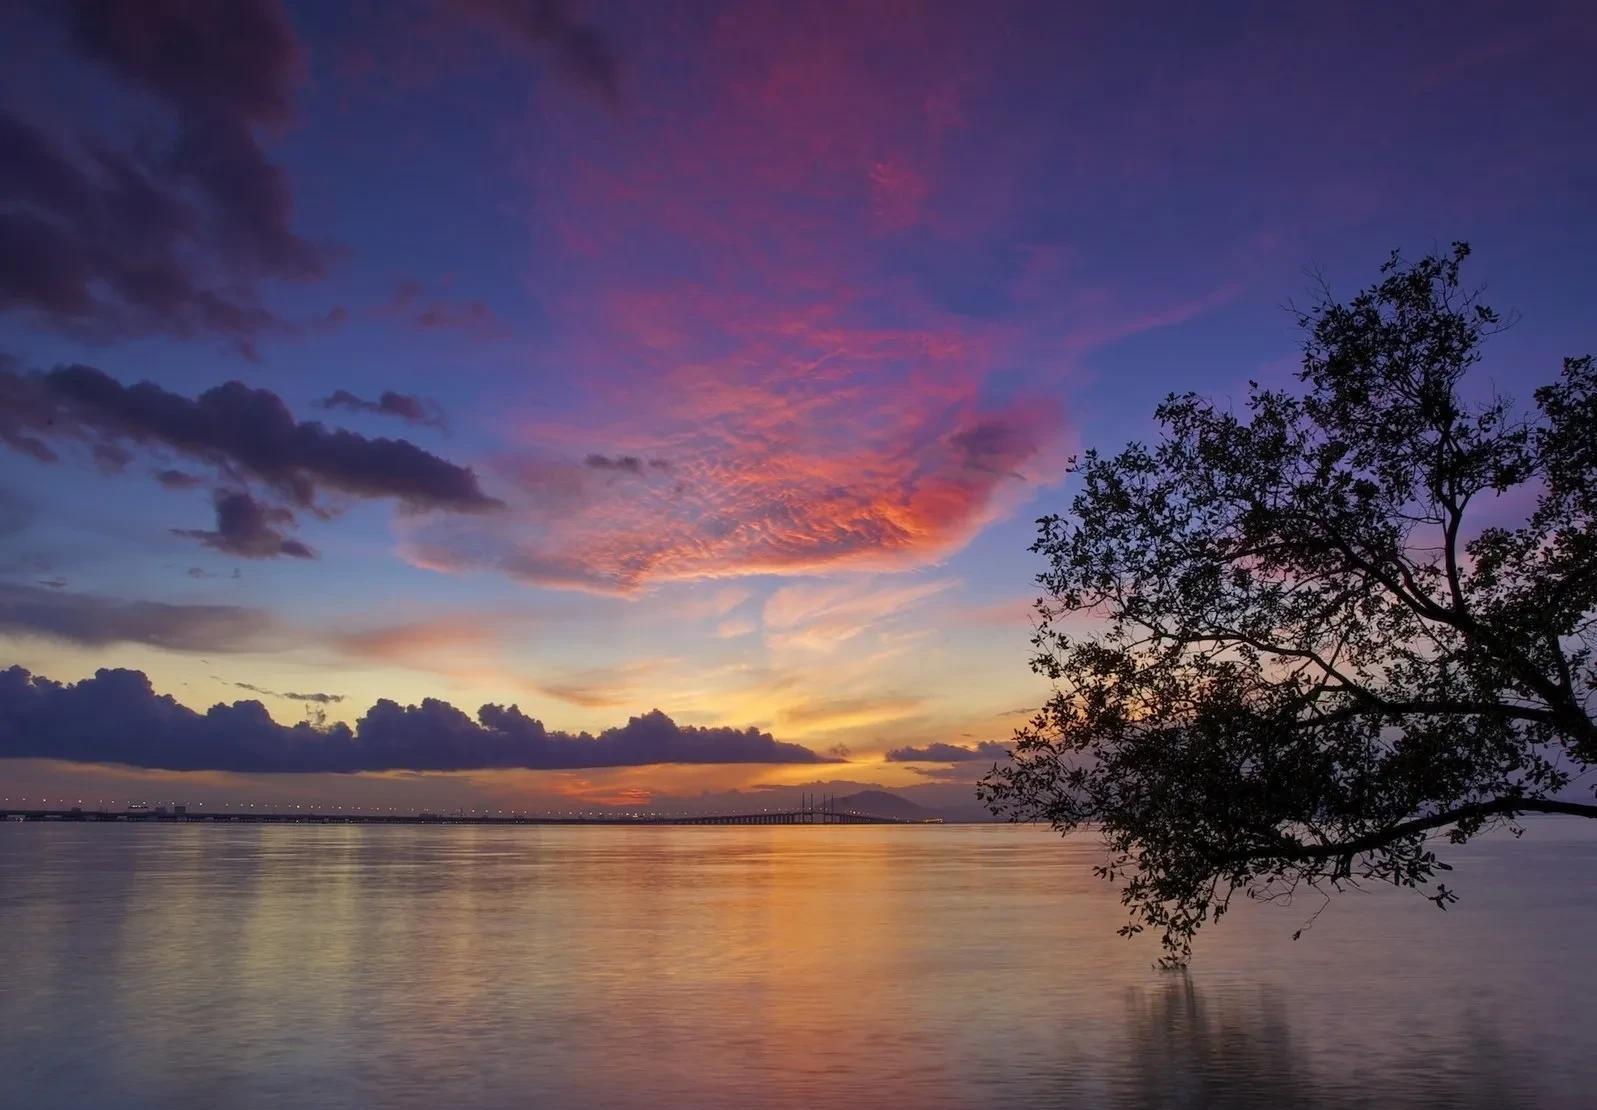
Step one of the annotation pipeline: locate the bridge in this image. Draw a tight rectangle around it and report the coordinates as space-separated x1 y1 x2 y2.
666 795 908 824
0 794 930 826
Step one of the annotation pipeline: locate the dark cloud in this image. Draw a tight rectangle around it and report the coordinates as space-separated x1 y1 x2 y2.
155 468 205 490
174 490 315 559
69 0 319 276
67 0 301 124
585 453 643 473
950 420 1032 479
885 741 1010 762
91 442 131 473
165 115 323 279
0 2 323 350
0 364 501 513
0 584 277 653
584 454 670 474
320 389 447 429
466 0 621 107
0 666 837 772
229 682 344 705
384 281 501 338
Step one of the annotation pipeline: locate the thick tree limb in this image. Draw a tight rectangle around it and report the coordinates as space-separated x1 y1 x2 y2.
1257 798 1597 865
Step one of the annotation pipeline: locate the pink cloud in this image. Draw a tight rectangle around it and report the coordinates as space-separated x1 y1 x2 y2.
401 0 1240 593
408 337 1066 591
333 616 499 662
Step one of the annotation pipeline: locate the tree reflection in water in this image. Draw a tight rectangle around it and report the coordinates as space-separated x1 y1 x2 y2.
1037 977 1543 1110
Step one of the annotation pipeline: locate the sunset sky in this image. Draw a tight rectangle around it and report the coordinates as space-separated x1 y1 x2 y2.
2 0 1593 814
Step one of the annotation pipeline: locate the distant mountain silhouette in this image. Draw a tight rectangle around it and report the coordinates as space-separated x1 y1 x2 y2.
833 789 931 820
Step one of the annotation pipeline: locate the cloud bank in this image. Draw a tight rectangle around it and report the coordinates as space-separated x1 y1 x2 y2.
0 666 835 772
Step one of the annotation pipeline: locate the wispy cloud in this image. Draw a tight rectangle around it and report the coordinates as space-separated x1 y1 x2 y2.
777 694 923 733
885 741 1009 762
0 583 280 653
763 576 956 652
319 388 447 429
227 681 344 704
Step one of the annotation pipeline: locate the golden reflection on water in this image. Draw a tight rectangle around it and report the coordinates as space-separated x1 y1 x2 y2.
1 823 1593 1108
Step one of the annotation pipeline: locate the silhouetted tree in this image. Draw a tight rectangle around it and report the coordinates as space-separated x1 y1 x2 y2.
979 244 1597 963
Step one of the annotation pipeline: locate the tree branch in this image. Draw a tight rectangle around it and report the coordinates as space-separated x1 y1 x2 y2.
1251 798 1597 866
1291 698 1565 730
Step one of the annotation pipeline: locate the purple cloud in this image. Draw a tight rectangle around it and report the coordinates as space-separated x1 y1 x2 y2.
229 682 344 705
67 0 300 124
383 281 502 338
583 453 670 474
155 469 205 490
464 0 621 108
174 490 315 560
0 584 277 653
0 364 501 513
0 1 323 350
320 389 447 429
885 741 1010 762
0 666 837 772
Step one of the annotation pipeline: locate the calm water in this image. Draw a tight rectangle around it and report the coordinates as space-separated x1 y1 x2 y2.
1 823 1594 1109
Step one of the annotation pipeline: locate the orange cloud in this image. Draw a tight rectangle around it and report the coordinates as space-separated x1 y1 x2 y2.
333 617 499 663
404 309 1067 592
777 694 923 732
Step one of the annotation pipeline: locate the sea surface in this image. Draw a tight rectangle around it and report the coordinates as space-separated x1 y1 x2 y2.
1 822 1593 1109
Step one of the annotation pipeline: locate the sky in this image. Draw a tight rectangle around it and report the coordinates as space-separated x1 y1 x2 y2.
2 0 1594 816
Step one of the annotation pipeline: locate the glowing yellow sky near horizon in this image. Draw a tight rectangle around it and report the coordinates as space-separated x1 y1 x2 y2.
1 567 1048 802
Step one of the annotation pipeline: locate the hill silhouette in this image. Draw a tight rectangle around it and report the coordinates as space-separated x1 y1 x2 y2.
833 790 932 820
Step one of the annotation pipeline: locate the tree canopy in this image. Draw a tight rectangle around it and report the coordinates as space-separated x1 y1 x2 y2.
979 244 1597 963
